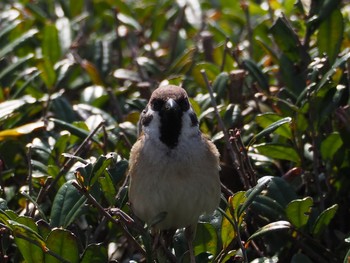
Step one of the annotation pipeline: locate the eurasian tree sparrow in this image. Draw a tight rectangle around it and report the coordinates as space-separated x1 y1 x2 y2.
128 85 221 262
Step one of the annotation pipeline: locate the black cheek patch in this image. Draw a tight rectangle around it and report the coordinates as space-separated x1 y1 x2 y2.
141 114 153 127
189 111 199 126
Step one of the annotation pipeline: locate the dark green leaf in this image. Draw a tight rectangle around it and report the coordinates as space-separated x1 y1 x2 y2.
0 29 38 58
242 59 269 93
251 195 286 221
81 243 108 263
291 253 313 263
317 9 344 64
270 16 305 63
10 218 46 263
0 54 34 81
212 72 229 100
45 228 79 263
50 180 87 227
238 176 271 217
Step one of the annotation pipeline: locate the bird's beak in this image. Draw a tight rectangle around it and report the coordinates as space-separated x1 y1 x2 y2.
165 98 180 112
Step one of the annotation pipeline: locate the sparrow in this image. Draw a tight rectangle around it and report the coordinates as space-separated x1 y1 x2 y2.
128 85 221 262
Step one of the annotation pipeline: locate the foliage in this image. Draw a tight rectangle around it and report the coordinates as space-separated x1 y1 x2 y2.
0 0 350 262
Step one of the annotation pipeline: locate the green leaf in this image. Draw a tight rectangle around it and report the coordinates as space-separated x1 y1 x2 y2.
344 248 350 263
117 13 142 30
99 173 117 205
317 9 344 64
45 228 79 263
291 253 313 263
220 191 246 249
37 58 57 89
176 0 202 29
49 118 99 143
168 48 196 74
42 22 61 64
238 176 271 217
254 114 292 141
0 54 34 81
285 197 313 228
81 243 108 263
320 132 343 160
270 16 304 63
264 176 297 207
248 220 291 242
50 180 87 227
212 72 229 100
255 143 300 163
279 54 306 97
0 29 38 58
249 116 292 146
317 52 350 92
193 222 218 256
220 207 235 250
10 218 46 263
312 204 338 237
242 59 269 93
89 153 114 186
56 17 72 52
251 195 286 221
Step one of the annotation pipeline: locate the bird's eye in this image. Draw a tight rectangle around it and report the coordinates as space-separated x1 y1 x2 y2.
151 99 164 111
177 97 190 111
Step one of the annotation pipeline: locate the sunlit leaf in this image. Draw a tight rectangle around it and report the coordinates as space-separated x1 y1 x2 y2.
176 0 202 29
255 143 300 163
0 121 45 140
117 13 141 30
0 29 38 58
285 197 313 228
320 132 343 160
249 115 292 145
254 114 292 143
193 222 218 256
248 221 292 242
312 204 338 237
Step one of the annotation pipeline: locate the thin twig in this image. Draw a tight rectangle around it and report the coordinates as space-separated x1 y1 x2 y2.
201 69 251 189
36 121 106 204
25 145 33 216
220 38 230 72
240 0 253 58
71 181 146 257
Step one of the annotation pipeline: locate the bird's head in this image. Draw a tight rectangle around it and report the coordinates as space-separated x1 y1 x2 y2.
139 85 199 149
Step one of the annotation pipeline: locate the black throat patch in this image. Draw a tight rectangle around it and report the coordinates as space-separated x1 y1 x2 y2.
159 109 182 149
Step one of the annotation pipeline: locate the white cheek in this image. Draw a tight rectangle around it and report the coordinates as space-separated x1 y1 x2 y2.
142 109 161 140
180 109 200 138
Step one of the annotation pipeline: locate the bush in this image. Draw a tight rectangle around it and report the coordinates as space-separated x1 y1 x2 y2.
0 0 349 262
